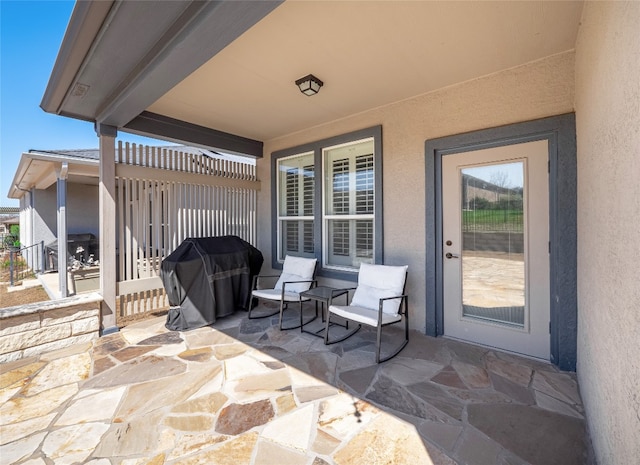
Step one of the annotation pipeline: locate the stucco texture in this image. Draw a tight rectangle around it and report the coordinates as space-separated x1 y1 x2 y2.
574 2 640 464
258 51 575 333
32 183 100 248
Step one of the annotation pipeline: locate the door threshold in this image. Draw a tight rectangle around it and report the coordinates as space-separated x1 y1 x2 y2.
441 335 550 365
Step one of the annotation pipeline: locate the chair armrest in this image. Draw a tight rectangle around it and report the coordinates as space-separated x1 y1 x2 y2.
331 287 356 296
281 279 316 293
377 294 409 319
328 287 357 306
378 294 408 302
253 274 281 290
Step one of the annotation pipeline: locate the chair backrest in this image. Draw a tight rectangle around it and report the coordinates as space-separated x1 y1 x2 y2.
351 263 408 315
274 255 318 293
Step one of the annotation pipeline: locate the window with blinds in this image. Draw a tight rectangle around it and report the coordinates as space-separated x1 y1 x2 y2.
355 219 373 259
332 158 350 214
273 126 381 275
285 168 299 216
355 154 374 214
332 220 350 256
324 138 375 269
277 153 314 260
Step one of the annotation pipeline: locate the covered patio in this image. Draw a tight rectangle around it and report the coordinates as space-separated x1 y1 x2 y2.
1 303 584 465
22 1 640 463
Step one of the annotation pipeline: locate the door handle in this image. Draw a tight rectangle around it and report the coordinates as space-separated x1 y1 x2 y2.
445 252 460 259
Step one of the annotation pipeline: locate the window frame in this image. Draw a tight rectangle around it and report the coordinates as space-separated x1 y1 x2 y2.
322 138 376 272
271 125 383 281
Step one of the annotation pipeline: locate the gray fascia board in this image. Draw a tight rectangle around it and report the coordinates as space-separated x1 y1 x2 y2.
97 0 283 128
8 154 34 199
40 0 115 114
124 112 263 158
41 0 282 133
24 151 100 167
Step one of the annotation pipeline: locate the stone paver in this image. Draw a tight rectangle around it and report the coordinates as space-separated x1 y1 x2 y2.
0 305 587 464
468 404 585 465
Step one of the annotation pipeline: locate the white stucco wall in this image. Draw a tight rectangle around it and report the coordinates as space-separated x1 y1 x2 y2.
32 183 100 248
66 183 100 237
33 186 58 248
19 193 32 249
574 2 640 463
258 51 575 332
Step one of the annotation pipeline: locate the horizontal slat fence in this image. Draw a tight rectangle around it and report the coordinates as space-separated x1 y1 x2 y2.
114 143 259 324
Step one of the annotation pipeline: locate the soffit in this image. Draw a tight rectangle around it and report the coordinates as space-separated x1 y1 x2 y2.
8 153 100 199
149 1 583 142
70 1 191 118
44 0 281 131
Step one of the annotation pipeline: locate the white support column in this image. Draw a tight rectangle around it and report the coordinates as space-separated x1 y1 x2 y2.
56 162 69 298
97 123 118 334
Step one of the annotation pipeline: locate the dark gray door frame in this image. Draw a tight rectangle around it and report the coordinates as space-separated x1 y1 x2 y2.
425 113 577 371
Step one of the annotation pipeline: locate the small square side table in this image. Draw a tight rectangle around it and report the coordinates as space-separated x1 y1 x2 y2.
299 286 350 337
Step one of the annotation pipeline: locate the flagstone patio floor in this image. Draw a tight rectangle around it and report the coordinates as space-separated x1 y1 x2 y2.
0 302 586 464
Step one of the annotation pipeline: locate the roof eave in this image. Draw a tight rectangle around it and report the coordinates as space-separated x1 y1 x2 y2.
39 0 281 157
40 1 115 115
8 151 101 199
8 153 34 199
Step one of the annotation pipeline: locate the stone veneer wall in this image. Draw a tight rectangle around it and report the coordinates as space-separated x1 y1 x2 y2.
0 293 102 363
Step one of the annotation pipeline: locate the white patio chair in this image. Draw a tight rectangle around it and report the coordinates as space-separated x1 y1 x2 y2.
324 263 409 363
250 255 318 330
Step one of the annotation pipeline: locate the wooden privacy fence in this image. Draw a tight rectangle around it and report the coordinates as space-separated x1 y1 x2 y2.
114 143 259 323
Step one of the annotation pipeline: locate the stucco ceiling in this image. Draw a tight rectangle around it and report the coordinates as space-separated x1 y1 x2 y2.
148 1 584 142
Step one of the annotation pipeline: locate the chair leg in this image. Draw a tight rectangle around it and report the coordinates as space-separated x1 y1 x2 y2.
298 301 322 333
324 310 361 345
280 299 318 330
375 305 409 363
247 299 281 320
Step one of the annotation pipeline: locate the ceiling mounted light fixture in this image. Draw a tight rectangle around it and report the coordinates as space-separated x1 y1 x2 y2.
295 74 323 96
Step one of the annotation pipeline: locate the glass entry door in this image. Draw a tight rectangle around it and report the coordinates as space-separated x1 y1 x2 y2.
460 162 525 327
442 140 550 360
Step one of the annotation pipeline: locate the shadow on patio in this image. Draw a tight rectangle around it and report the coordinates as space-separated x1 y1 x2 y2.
0 301 586 464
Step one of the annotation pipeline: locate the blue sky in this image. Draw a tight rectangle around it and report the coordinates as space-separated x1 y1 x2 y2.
0 1 164 208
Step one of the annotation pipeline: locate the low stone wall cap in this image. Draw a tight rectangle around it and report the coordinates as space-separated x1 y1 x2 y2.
0 292 103 319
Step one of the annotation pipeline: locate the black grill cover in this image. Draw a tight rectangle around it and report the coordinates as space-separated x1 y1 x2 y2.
161 236 263 331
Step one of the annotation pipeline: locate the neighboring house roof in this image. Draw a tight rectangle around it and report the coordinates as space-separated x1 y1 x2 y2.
7 149 101 200
0 207 19 215
7 145 253 200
